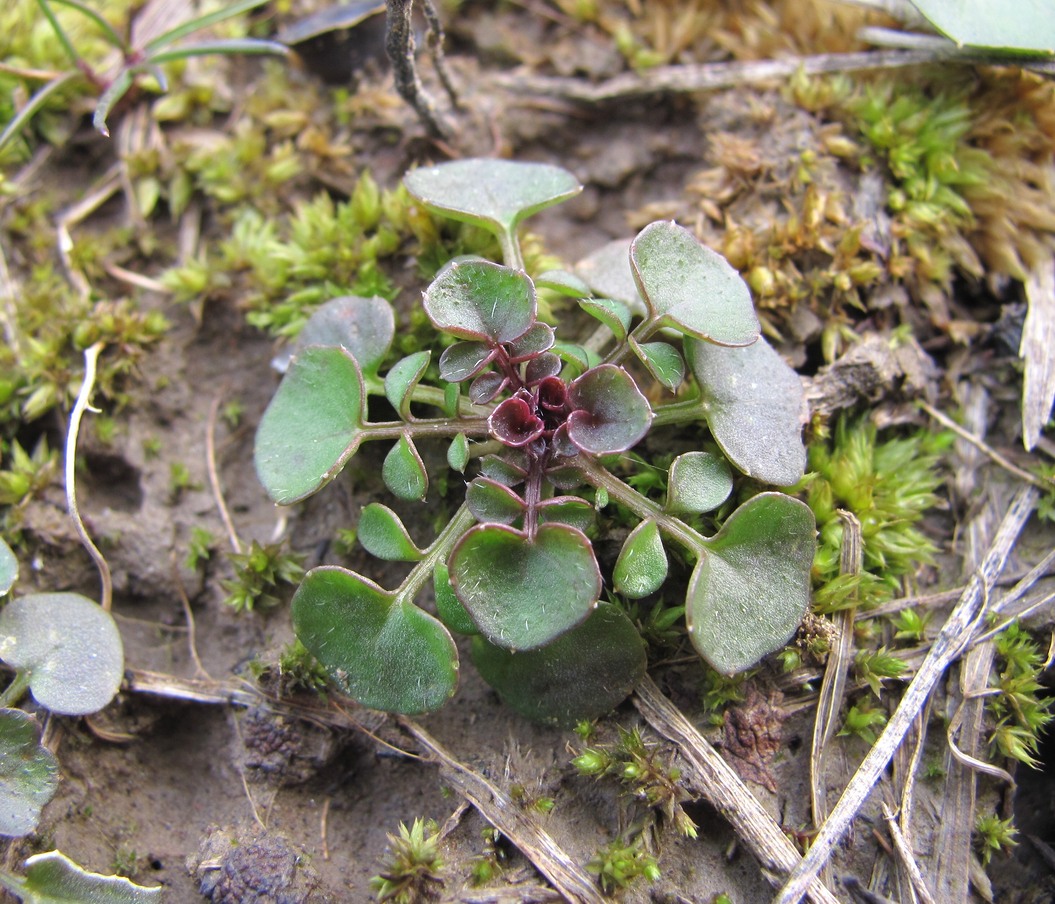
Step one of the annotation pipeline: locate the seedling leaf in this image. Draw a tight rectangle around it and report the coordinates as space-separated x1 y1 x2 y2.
666 451 733 514
439 341 493 383
631 339 685 392
358 504 424 561
0 539 16 596
631 221 759 346
447 434 469 473
385 351 431 418
255 346 366 505
404 158 581 237
383 436 428 501
433 564 477 635
0 594 123 716
506 322 555 361
470 603 646 727
537 497 594 532
449 523 600 650
15 849 162 901
423 260 536 344
567 365 652 454
0 709 58 837
688 493 815 675
291 567 458 713
613 519 668 598
578 297 631 342
686 335 807 486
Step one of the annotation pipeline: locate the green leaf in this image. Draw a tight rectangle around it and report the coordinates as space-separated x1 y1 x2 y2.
631 339 685 392
14 850 162 901
535 269 591 297
665 451 733 514
576 239 646 316
550 342 593 375
292 567 458 713
449 523 600 650
0 594 123 716
506 322 555 360
0 709 58 838
423 260 536 344
358 504 423 561
385 351 431 418
686 335 806 486
687 493 815 675
613 519 668 599
255 346 366 505
470 603 646 727
383 436 428 501
0 538 16 596
578 297 632 342
906 0 1055 53
567 365 652 455
537 497 594 532
287 296 394 379
438 341 493 383
465 478 525 525
630 221 759 346
447 434 470 473
404 158 581 238
433 564 477 635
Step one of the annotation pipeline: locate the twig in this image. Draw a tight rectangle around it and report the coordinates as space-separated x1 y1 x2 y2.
773 484 1039 904
919 400 1055 493
492 48 1055 105
207 394 242 554
66 342 113 611
397 717 605 904
633 676 841 904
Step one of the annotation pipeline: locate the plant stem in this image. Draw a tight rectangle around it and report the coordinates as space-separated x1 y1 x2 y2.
0 670 31 709
394 504 477 605
66 342 113 611
650 394 704 427
602 317 662 368
577 458 705 556
498 228 525 272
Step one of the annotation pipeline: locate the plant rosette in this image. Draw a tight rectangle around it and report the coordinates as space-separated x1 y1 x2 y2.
254 158 816 725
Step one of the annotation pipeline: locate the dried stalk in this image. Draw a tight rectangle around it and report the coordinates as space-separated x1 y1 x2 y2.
774 484 1039 904
633 676 841 904
397 717 604 904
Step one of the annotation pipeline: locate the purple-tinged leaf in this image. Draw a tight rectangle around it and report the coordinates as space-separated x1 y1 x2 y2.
423 259 535 344
489 396 544 447
538 375 569 412
466 478 526 525
566 364 652 455
292 567 458 713
470 602 646 727
507 322 555 362
550 424 579 460
469 371 506 404
524 352 562 385
450 523 601 651
439 341 495 383
480 453 527 487
631 221 759 346
255 346 366 505
688 493 815 675
545 460 585 489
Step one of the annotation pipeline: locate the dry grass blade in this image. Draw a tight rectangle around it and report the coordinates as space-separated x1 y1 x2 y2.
810 511 862 888
397 717 605 904
881 803 936 904
633 676 841 904
774 484 1039 904
1022 255 1055 451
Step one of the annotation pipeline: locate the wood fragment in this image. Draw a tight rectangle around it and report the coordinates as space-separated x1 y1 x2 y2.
774 484 1039 904
1022 255 1055 451
397 717 604 904
632 676 842 904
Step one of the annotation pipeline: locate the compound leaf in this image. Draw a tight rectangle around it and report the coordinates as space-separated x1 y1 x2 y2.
449 523 600 651
255 346 366 505
631 221 759 346
291 567 458 713
687 493 815 675
0 594 123 716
